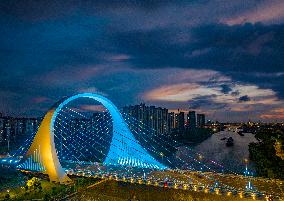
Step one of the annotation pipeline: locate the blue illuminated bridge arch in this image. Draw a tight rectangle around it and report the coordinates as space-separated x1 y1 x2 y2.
52 93 167 169
22 93 167 183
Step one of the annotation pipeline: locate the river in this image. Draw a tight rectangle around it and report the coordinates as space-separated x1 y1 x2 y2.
178 130 259 174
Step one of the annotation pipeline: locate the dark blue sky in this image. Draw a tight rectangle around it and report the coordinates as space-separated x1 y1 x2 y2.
1 0 284 122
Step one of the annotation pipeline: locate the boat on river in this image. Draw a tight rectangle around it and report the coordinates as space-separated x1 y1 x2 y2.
238 131 244 136
226 137 234 146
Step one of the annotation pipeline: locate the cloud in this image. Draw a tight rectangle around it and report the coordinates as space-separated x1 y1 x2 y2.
238 95 251 102
80 104 106 112
188 95 227 110
144 80 276 105
31 96 52 104
108 54 131 62
144 83 219 102
260 114 284 119
112 23 284 71
220 84 232 94
109 23 284 99
224 1 284 25
260 108 284 120
231 91 240 96
77 87 108 97
143 72 284 121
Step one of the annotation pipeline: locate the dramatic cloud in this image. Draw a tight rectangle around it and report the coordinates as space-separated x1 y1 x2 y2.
220 85 232 94
238 95 251 102
143 70 284 121
224 0 284 25
0 1 283 121
260 108 284 120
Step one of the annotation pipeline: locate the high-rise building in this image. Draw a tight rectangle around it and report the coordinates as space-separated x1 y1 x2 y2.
123 104 169 135
168 112 175 132
197 114 205 128
187 111 196 128
1 117 12 152
0 116 41 153
0 117 3 143
175 111 185 132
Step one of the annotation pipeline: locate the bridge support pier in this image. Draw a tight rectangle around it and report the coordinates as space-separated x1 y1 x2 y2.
26 109 71 183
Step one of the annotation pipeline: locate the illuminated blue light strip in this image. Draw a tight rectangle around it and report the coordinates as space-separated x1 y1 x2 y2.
56 110 162 168
56 107 158 169
50 93 167 170
17 146 45 172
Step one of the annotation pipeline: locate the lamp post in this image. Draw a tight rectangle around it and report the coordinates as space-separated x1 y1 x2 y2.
160 152 164 164
198 154 203 171
244 158 253 191
244 158 249 176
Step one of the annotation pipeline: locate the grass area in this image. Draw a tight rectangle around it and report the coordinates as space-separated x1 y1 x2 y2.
0 173 105 201
1 174 280 200
70 180 255 201
0 179 61 200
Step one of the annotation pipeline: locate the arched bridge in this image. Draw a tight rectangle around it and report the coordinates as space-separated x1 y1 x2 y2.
21 93 166 183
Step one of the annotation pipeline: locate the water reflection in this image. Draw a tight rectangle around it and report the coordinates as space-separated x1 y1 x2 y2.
179 130 258 174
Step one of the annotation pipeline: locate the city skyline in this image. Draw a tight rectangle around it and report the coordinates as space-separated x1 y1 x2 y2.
1 1 284 122
1 101 281 124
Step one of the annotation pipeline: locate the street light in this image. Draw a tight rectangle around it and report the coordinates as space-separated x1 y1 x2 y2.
243 158 249 176
244 158 253 191
160 152 164 163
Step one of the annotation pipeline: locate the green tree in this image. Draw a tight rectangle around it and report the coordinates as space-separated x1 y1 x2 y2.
249 128 284 179
4 193 11 201
51 186 57 196
44 193 51 201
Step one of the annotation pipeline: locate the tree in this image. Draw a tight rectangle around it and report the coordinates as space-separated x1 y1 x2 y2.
38 183 42 192
25 177 43 192
249 128 284 179
24 185 29 192
4 193 10 200
44 193 51 201
51 186 57 196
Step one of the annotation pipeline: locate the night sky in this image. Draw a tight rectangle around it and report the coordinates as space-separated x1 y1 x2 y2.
0 1 284 122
